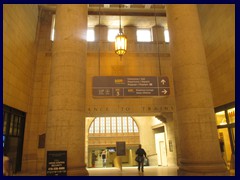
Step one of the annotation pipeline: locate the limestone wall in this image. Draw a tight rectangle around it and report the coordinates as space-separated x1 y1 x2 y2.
198 4 235 107
3 4 40 174
86 44 175 117
3 4 38 111
22 9 54 174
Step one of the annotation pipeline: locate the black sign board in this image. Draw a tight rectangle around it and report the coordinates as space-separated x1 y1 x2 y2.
38 134 45 148
116 141 126 156
46 151 67 176
92 76 170 97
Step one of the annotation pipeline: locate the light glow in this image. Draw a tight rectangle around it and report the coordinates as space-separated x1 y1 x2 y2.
115 32 127 56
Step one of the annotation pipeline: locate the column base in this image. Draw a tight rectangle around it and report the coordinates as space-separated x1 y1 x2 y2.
177 161 230 176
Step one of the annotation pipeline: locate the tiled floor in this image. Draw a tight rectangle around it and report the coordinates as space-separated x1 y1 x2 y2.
87 166 178 176
87 166 235 176
13 165 235 176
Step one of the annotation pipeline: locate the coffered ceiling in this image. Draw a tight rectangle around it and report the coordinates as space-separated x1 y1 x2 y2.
39 4 168 29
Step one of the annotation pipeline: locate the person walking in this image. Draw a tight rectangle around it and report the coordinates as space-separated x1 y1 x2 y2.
101 150 107 168
135 144 147 172
92 152 97 168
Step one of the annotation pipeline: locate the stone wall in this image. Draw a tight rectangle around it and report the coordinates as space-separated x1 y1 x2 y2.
198 4 235 107
3 4 40 174
21 9 54 174
3 4 38 111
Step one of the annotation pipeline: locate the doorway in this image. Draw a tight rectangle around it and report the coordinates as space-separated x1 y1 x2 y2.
3 105 26 173
155 133 167 166
87 117 140 168
215 104 235 170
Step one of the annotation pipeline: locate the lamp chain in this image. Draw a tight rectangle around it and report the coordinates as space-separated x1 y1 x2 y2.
119 4 122 61
154 5 161 76
119 5 122 33
115 4 127 59
98 5 101 76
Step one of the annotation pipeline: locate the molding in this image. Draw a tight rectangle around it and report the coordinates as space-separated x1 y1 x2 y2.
87 42 170 55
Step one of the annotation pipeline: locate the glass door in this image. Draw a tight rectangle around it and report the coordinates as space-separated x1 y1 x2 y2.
215 105 235 170
3 105 26 173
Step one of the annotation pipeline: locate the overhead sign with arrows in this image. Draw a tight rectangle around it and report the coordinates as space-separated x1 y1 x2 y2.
158 76 170 96
92 76 170 97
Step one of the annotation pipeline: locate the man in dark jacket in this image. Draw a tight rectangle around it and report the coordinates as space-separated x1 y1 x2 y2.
135 144 147 172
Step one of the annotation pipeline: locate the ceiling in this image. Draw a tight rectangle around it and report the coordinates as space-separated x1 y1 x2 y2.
39 4 168 29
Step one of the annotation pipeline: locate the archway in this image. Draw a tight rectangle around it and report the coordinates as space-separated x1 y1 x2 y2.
87 116 140 168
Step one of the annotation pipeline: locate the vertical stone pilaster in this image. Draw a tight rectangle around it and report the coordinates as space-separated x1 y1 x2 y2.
166 4 229 176
46 4 88 176
152 25 165 43
94 25 108 42
124 25 137 42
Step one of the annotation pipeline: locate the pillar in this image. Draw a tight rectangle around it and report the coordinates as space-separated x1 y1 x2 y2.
152 25 165 42
123 25 137 54
94 25 108 42
166 4 229 176
124 25 137 42
46 4 88 176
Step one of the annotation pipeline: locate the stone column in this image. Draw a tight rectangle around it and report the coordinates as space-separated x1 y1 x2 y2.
152 25 165 43
124 25 137 42
124 25 136 64
46 4 88 176
166 4 229 176
94 25 108 42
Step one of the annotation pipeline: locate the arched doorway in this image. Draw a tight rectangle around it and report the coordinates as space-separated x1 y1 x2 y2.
87 117 140 168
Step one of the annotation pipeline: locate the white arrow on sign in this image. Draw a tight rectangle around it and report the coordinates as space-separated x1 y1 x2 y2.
161 89 168 94
160 79 166 85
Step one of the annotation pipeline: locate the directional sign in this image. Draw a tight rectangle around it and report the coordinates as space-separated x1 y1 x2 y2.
92 76 170 97
159 77 169 87
159 88 170 95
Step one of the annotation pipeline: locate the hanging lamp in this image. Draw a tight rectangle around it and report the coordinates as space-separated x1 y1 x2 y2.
115 5 127 56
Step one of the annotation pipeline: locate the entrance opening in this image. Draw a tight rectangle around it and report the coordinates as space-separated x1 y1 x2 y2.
215 104 235 170
3 105 26 174
86 115 176 168
87 117 140 168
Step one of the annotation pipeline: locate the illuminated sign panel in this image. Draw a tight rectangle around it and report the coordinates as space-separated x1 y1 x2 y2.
92 76 170 97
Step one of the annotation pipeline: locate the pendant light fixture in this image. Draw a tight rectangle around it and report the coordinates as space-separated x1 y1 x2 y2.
115 4 127 56
98 5 101 75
